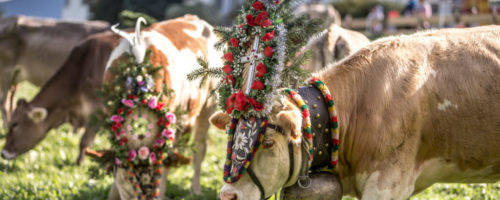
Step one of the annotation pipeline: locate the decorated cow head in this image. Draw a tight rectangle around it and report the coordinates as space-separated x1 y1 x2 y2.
2 99 50 160
188 0 334 199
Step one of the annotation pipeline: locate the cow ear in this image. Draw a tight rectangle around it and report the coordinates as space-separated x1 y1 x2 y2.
209 111 231 130
277 109 302 143
28 107 47 123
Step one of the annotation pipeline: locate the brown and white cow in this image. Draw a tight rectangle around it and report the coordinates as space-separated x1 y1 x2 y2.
302 24 370 72
210 26 500 200
1 15 221 195
0 15 109 127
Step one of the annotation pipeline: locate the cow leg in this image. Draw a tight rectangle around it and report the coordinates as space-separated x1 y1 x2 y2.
360 169 416 200
76 127 96 165
191 102 216 195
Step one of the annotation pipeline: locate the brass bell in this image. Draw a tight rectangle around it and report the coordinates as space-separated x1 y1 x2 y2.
313 104 317 109
325 143 329 148
324 128 329 133
317 96 321 100
317 124 322 128
318 151 323 155
316 114 320 119
312 132 316 136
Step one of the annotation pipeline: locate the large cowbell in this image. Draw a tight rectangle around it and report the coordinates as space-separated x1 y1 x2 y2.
225 116 267 181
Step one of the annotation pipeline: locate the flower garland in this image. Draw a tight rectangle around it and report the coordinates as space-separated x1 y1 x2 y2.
219 0 286 118
102 51 176 200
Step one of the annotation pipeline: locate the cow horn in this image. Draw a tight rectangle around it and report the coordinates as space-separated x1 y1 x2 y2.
134 17 147 45
111 23 134 46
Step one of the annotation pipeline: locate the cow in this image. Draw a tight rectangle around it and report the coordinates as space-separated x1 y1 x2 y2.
0 15 109 127
294 4 370 72
1 15 222 195
301 24 370 72
210 26 500 200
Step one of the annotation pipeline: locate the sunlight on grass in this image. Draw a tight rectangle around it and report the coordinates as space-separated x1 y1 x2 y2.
0 82 499 199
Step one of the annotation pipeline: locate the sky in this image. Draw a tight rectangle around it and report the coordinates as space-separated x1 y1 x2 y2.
0 0 64 19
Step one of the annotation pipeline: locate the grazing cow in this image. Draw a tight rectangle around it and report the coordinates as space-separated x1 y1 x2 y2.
1 15 221 195
210 26 500 200
0 15 109 126
302 24 370 72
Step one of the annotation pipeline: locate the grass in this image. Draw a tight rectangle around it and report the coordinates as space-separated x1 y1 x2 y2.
0 82 499 199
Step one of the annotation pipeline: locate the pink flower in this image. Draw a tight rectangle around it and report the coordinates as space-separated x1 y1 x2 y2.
162 128 175 141
115 130 125 139
165 112 176 124
115 157 122 166
128 149 137 161
148 97 157 109
121 99 134 107
138 146 150 160
110 115 123 122
155 138 165 147
150 152 157 163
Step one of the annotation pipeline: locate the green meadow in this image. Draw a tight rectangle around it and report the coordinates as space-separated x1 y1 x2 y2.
0 82 498 199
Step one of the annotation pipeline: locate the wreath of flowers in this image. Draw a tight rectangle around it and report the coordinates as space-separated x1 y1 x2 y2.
102 51 176 200
219 0 287 118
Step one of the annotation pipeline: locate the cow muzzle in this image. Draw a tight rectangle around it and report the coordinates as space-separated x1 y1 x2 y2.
220 184 256 200
1 149 16 160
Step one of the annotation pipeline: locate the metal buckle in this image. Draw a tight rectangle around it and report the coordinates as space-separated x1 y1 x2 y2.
297 175 311 188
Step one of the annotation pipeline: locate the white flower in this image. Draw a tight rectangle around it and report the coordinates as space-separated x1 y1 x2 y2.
232 133 249 151
136 75 143 82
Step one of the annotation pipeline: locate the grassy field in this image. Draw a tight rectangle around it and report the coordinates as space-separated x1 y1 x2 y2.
0 82 499 199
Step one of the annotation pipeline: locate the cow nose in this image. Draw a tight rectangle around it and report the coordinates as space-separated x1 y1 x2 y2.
221 192 238 200
1 149 15 160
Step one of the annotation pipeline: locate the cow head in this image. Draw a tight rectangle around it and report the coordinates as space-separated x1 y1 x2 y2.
111 17 147 63
210 98 305 200
2 99 48 160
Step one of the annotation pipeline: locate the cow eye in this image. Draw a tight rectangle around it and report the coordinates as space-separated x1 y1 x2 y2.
263 139 274 149
10 122 18 129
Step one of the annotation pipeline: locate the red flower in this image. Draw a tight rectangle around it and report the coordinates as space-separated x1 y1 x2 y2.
251 80 265 90
256 63 267 77
246 14 256 27
128 94 133 99
111 122 122 131
255 11 269 25
233 91 249 111
117 108 124 114
247 98 264 111
223 64 232 74
274 0 280 5
226 91 249 114
264 46 274 57
157 118 164 126
156 102 165 110
224 52 234 63
127 110 132 115
230 38 239 48
252 1 264 10
141 99 148 104
225 74 235 85
119 137 128 146
261 19 272 28
261 30 274 42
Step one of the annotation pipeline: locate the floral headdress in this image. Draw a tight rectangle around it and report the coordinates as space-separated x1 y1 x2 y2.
189 0 322 183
